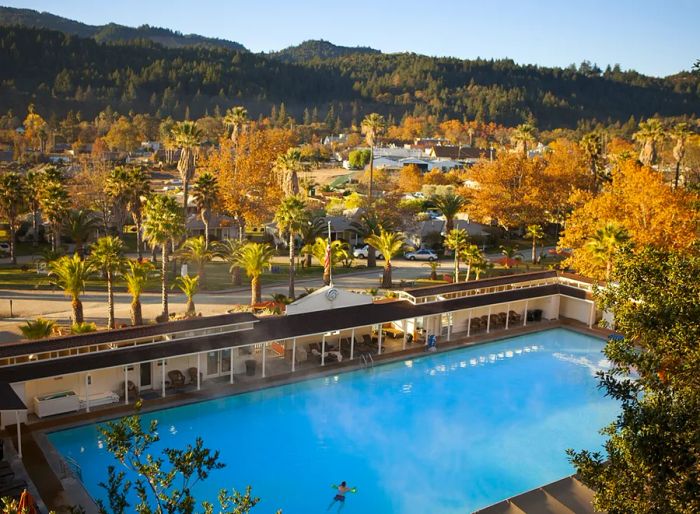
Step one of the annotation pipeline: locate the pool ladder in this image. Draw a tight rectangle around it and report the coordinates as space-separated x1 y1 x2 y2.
360 352 374 369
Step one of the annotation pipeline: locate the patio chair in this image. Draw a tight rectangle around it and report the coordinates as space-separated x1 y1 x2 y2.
187 367 202 385
119 380 138 400
168 370 186 388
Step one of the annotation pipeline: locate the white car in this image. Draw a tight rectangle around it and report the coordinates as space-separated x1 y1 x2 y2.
404 248 438 261
353 245 384 260
0 242 10 253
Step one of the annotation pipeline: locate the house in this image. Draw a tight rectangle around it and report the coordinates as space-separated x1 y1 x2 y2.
428 146 487 165
399 157 430 171
186 213 238 241
373 157 402 170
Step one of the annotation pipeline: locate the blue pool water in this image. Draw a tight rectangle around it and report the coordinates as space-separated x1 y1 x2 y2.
48 328 616 513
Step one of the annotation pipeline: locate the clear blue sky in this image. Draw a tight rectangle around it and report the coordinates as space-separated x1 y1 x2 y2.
3 0 698 76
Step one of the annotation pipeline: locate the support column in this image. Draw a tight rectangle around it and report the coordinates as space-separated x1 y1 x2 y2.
588 301 595 328
15 411 21 459
486 306 492 334
230 348 234 384
350 329 355 360
523 300 529 327
505 303 511 330
402 320 408 350
378 327 383 355
262 342 267 378
85 373 91 412
161 360 166 398
292 338 297 372
321 334 326 366
467 310 472 337
447 313 452 341
196 354 201 391
124 367 129 405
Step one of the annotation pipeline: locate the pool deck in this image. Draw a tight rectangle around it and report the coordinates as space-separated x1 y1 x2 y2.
2 318 614 513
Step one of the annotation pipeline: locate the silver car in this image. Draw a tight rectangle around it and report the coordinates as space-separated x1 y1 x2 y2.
404 248 438 261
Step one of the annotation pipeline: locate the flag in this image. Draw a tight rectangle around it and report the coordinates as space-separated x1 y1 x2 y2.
323 240 332 279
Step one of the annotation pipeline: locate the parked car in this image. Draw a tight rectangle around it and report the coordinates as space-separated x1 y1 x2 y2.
353 245 384 260
0 242 10 253
404 248 438 261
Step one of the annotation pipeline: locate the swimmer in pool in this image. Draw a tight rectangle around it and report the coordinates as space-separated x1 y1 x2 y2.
327 481 355 511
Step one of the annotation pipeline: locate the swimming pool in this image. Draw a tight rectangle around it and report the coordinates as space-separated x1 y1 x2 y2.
48 328 616 513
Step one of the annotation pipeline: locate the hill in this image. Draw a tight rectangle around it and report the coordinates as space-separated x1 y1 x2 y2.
269 39 380 63
0 6 247 51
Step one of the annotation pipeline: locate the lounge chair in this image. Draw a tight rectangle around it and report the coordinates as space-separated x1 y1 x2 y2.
187 367 202 385
168 370 186 388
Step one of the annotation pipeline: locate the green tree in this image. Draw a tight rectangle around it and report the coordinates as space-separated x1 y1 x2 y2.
124 260 154 326
432 193 466 235
301 237 350 285
19 318 56 340
444 229 469 282
364 228 406 288
584 222 629 281
171 121 203 223
96 404 270 514
274 196 309 299
524 224 545 264
90 236 126 329
633 118 665 166
105 166 151 260
215 239 243 286
49 253 94 324
236 242 274 305
353 211 383 268
568 247 700 514
192 172 219 248
298 212 325 268
460 244 483 281
143 195 184 322
63 209 99 258
174 274 199 317
177 236 214 287
0 171 27 264
361 113 386 204
39 179 70 251
670 122 692 189
499 245 523 269
25 168 44 247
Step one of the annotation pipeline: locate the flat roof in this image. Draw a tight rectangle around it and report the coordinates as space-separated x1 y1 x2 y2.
404 270 558 298
0 382 26 410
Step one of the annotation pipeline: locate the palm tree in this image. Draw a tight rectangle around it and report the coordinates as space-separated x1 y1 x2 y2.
276 148 304 196
301 237 350 285
177 236 214 287
223 106 248 144
143 195 184 322
192 172 219 247
352 211 383 268
499 245 523 270
432 193 466 235
26 168 44 246
48 253 94 324
670 122 692 189
511 123 537 155
460 244 483 281
171 121 203 222
584 222 629 280
361 113 387 204
174 274 199 317
124 259 154 326
580 131 606 191
39 180 70 251
633 118 665 167
63 209 99 258
19 318 56 340
299 213 326 268
444 229 469 282
274 196 309 299
89 236 126 329
236 242 274 305
0 171 27 264
216 239 243 285
105 166 151 260
364 228 406 288
524 224 545 264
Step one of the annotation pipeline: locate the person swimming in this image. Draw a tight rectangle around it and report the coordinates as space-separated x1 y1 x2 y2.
327 481 355 512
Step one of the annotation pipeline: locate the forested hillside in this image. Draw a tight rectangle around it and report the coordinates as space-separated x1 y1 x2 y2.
0 24 698 128
269 40 380 63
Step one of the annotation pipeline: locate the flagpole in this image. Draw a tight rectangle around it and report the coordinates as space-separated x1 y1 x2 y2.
327 220 333 286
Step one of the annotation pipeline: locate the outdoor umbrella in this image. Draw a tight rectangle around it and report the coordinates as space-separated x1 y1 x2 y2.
17 488 37 514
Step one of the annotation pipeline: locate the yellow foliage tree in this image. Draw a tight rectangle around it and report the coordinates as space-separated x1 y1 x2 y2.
559 159 699 279
541 139 591 223
397 164 424 192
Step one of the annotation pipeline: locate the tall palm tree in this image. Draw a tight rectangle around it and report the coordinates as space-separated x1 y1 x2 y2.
236 242 274 305
670 122 692 189
511 123 537 156
89 236 126 329
105 166 151 260
352 211 383 268
584 222 629 281
364 228 406 288
580 131 606 191
460 244 483 281
524 224 545 264
444 229 469 283
25 169 44 247
62 209 99 258
171 121 203 222
216 239 243 285
177 236 214 287
361 113 387 204
143 194 184 322
48 253 94 324
0 171 27 264
124 259 154 326
633 118 665 167
192 172 219 247
301 237 350 285
298 212 326 268
432 193 466 234
39 180 70 251
276 148 303 196
223 106 248 144
174 274 199 317
274 196 310 299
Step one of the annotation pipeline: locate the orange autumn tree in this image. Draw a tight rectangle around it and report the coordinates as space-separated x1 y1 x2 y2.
208 126 295 233
397 164 424 193
559 159 699 279
541 139 591 224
